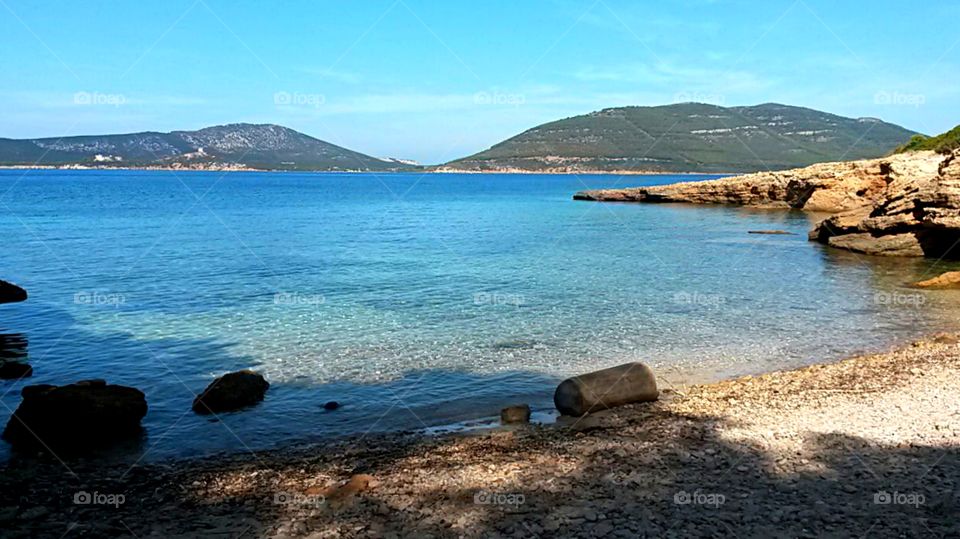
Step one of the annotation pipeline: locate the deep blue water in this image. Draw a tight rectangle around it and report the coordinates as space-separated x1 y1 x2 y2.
1 169 958 462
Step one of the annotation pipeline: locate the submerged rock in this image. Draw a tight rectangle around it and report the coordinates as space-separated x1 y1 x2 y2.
2 380 147 449
554 363 659 416
192 370 269 414
0 362 32 380
323 401 340 411
748 230 795 235
500 404 531 424
0 280 27 304
912 271 960 289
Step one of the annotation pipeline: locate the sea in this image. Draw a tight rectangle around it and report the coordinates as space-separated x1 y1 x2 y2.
1 169 958 462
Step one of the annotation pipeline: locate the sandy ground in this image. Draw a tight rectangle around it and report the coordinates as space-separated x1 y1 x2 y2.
1 334 959 538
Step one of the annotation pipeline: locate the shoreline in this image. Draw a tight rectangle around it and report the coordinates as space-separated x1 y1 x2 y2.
0 165 735 176
3 333 957 537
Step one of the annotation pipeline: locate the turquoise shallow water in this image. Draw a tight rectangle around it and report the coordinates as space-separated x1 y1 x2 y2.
1 169 959 462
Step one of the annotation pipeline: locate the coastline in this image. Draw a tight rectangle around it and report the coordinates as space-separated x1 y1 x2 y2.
3 333 957 537
0 165 733 175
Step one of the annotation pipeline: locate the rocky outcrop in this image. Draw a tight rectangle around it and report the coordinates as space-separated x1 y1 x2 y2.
574 151 943 213
2 380 147 449
0 280 27 304
809 150 960 257
192 370 269 414
576 148 960 258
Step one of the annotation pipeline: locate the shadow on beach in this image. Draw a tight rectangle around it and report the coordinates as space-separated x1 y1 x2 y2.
1 396 956 537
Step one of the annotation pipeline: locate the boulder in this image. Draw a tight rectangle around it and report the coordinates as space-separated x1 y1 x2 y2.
500 404 531 424
0 362 32 380
912 271 960 289
192 370 269 414
554 363 659 416
2 380 147 449
0 280 27 304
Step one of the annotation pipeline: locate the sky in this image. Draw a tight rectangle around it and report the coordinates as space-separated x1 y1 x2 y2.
1 0 958 165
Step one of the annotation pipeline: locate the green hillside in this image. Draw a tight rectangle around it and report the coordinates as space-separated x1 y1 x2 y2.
443 103 919 173
0 124 417 172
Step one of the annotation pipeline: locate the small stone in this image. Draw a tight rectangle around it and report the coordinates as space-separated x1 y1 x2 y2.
500 404 531 424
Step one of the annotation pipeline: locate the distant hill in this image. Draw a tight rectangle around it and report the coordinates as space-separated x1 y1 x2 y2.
896 125 960 154
441 103 919 173
0 124 418 172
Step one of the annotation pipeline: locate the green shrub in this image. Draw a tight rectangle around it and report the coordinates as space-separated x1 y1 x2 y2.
896 125 960 154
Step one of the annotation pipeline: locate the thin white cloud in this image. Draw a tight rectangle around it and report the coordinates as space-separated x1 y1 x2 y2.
300 67 362 84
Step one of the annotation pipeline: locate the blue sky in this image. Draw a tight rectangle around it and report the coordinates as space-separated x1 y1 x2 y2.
1 0 957 164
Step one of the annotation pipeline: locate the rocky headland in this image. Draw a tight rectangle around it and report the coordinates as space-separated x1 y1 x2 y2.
575 149 960 257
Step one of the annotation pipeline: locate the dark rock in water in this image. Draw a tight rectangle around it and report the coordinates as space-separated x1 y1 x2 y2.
2 380 147 449
323 401 340 411
0 362 32 380
0 333 28 361
554 362 659 416
192 370 269 414
0 280 27 304
748 230 795 235
500 404 531 424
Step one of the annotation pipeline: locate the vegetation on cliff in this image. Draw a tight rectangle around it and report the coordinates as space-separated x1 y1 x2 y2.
896 125 960 154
